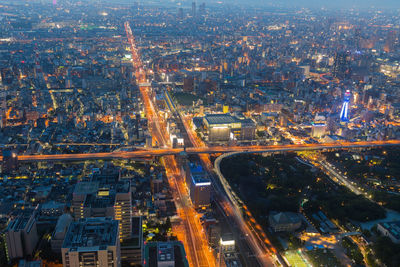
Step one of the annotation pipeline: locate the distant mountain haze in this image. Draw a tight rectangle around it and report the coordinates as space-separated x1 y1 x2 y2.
157 0 400 9
3 0 399 9
208 0 400 9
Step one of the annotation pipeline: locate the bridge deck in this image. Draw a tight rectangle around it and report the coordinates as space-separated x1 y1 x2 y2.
1 140 399 162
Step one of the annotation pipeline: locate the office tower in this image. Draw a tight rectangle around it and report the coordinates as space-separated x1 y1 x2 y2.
332 51 352 79
151 173 163 194
114 181 132 241
354 28 362 51
340 90 351 123
61 217 121 267
72 181 99 220
192 2 196 17
183 76 194 92
188 164 211 209
4 210 39 261
384 30 396 53
199 3 206 15
299 65 310 79
33 43 45 86
178 7 183 20
2 150 18 173
135 113 141 139
120 216 143 266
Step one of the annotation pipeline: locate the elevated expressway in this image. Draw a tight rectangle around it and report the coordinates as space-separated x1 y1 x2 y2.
8 140 400 162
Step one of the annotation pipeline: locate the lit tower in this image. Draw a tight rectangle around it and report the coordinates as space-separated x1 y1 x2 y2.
340 90 351 122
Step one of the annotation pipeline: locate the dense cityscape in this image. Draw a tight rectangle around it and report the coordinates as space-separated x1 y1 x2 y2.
1 0 400 266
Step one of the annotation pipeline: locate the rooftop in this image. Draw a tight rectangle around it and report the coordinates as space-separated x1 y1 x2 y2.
54 213 73 234
84 193 115 209
379 221 400 240
6 209 36 233
157 242 174 263
190 164 211 186
270 212 302 225
73 182 99 195
144 241 189 267
204 114 237 125
62 217 118 250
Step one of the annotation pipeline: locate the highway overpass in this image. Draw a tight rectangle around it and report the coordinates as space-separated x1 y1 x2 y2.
2 140 400 162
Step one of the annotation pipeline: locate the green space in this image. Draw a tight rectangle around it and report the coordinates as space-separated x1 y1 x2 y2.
171 92 204 106
0 236 8 267
324 148 400 212
143 217 174 242
371 236 400 267
284 250 309 267
220 153 385 225
341 237 364 265
305 249 343 267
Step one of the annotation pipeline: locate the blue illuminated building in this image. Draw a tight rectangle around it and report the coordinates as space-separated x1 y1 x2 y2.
188 164 211 209
340 90 351 122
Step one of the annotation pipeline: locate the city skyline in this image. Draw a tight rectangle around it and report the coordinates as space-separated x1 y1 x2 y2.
0 0 400 266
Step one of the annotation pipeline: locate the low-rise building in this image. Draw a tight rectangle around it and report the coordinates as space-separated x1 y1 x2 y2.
203 114 256 142
377 221 400 244
269 212 302 232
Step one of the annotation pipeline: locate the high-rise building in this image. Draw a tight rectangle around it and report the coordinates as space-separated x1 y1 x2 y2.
143 241 189 267
311 123 327 138
199 2 206 15
114 182 132 241
219 234 242 267
151 173 163 194
2 150 18 174
340 90 351 122
51 213 73 253
183 76 194 92
120 216 143 266
3 209 39 261
207 223 220 248
135 113 141 139
177 8 183 20
72 177 132 241
72 181 99 220
332 51 352 79
188 164 211 209
354 28 362 51
384 30 396 53
61 217 120 267
191 2 196 17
